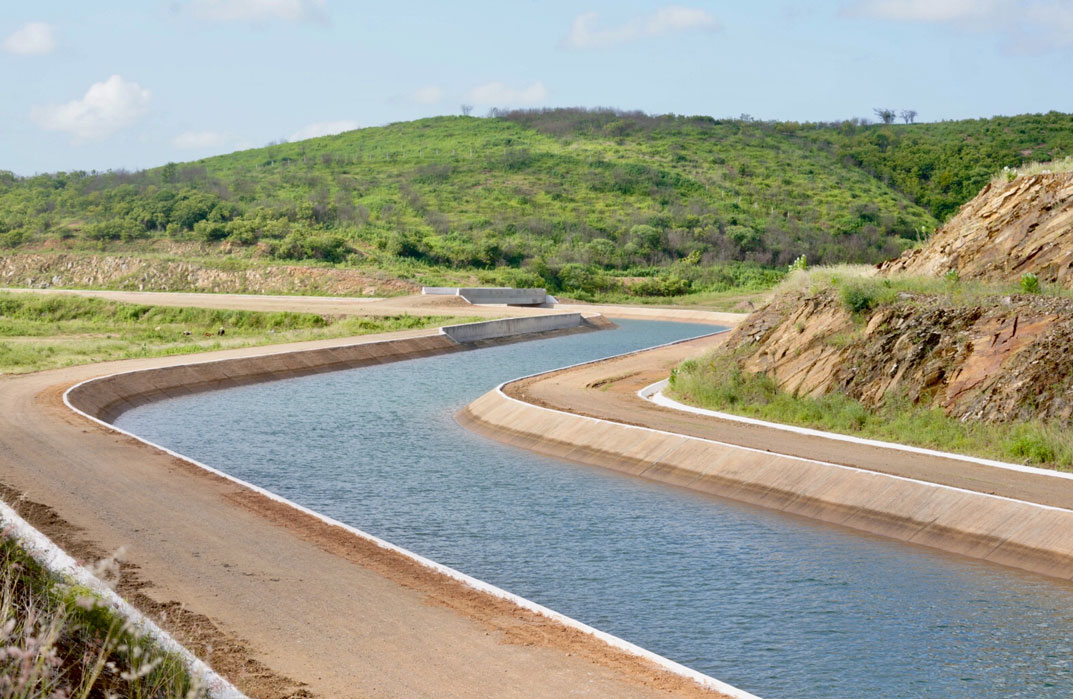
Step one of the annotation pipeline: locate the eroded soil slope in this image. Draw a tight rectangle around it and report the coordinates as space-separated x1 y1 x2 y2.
882 172 1073 284
724 287 1073 424
0 253 417 296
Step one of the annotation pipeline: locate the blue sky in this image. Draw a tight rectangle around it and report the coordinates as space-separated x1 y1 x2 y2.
3 0 1073 175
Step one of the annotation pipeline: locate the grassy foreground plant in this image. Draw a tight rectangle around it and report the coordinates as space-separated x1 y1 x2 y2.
0 530 203 698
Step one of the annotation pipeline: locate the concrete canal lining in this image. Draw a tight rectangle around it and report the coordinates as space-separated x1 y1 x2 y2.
68 313 600 423
440 313 585 343
458 354 1073 582
56 312 754 698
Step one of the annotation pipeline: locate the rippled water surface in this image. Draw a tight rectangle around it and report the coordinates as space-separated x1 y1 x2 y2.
117 320 1073 698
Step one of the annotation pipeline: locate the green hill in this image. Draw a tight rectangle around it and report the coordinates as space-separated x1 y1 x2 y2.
2 109 1072 299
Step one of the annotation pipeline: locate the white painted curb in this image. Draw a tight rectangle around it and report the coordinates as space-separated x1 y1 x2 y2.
62 326 757 699
0 499 245 698
642 379 1073 483
496 377 1073 517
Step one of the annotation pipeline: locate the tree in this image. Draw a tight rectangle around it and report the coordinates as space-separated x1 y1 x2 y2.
460 104 473 116
900 109 918 124
873 108 896 124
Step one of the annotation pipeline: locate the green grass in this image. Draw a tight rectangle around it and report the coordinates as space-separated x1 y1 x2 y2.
4 109 1071 299
0 530 202 697
668 352 1073 470
0 292 467 374
990 155 1073 186
777 265 1073 312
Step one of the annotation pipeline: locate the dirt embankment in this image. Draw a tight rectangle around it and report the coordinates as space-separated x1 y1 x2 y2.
717 171 1073 424
724 287 1073 425
0 253 417 296
881 171 1073 284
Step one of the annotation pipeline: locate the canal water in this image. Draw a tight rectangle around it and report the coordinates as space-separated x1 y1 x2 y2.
116 320 1073 698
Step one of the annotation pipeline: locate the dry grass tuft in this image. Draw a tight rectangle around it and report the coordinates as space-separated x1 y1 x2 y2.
0 527 204 698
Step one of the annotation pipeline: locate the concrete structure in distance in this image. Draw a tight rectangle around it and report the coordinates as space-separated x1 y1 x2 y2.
421 286 551 306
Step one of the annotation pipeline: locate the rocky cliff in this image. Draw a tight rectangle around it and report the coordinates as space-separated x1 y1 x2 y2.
881 171 1073 284
723 286 1073 425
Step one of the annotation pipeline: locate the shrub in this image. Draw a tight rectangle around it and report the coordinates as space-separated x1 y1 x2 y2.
1021 272 1041 294
840 283 878 314
193 219 228 242
630 275 693 297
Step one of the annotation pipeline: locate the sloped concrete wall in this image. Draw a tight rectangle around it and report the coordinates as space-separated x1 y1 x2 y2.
69 334 459 424
68 314 606 424
442 314 584 343
458 387 1073 581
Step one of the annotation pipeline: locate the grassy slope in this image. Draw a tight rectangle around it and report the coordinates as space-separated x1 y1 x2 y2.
791 111 1073 219
668 269 1073 469
670 349 1073 469
2 110 1072 300
0 292 464 374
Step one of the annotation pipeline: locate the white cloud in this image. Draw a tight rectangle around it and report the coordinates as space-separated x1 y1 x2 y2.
31 75 151 142
844 0 1002 24
173 130 231 149
464 81 548 107
288 120 359 142
183 0 326 22
563 5 719 49
844 0 1073 50
1025 2 1073 32
3 21 56 55
411 85 444 105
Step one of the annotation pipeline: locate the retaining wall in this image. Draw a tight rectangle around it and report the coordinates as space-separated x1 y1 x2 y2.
441 313 584 343
458 287 547 305
458 387 1073 581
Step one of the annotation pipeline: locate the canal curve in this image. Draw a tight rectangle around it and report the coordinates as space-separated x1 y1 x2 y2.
115 320 1073 698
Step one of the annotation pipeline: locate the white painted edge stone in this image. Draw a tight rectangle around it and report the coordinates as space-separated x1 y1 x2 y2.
0 499 245 699
61 325 758 699
496 356 1073 535
641 378 1073 484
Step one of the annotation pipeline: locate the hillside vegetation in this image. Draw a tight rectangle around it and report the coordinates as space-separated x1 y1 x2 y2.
2 109 1072 299
670 268 1073 468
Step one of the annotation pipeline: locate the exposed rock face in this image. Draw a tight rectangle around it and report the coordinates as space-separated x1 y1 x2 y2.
0 253 417 296
881 172 1073 284
724 288 1073 424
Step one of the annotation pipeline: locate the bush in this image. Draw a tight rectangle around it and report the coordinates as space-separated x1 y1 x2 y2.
193 219 228 241
557 263 617 296
84 219 145 242
840 283 878 313
271 232 351 263
630 275 693 297
1021 272 1041 294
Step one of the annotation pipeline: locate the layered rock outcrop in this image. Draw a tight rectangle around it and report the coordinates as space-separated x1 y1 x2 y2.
881 172 1073 284
723 287 1073 424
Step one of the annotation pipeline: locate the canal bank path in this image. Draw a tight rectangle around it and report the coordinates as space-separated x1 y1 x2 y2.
0 292 745 698
500 333 1073 512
